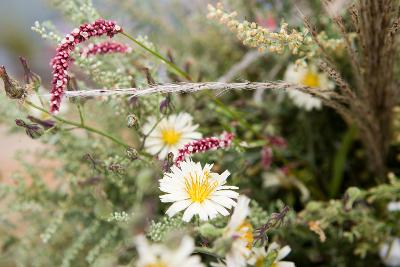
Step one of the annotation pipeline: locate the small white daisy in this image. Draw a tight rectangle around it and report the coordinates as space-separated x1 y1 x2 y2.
135 234 205 267
224 195 254 267
248 242 295 267
143 112 202 159
159 159 239 222
284 64 334 111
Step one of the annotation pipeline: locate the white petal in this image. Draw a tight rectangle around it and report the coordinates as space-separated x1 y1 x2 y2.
197 203 209 221
211 202 230 216
276 261 295 267
218 170 231 183
267 242 280 253
210 195 237 209
227 195 250 230
166 200 192 217
160 193 189 202
158 146 170 159
203 200 219 219
213 190 239 198
182 202 199 222
276 246 291 261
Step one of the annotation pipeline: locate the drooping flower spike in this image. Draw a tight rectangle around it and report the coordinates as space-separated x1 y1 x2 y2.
50 19 122 113
175 132 234 166
81 41 131 57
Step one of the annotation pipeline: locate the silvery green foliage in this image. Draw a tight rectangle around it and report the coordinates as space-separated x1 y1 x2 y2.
1 0 400 266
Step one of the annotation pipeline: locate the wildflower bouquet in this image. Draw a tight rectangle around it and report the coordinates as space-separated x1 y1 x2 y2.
1 0 400 266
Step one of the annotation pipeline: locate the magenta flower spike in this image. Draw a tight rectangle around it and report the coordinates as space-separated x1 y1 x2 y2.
174 132 234 166
50 19 122 113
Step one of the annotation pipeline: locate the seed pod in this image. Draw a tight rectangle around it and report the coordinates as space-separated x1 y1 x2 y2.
126 114 138 128
126 147 138 161
0 66 26 100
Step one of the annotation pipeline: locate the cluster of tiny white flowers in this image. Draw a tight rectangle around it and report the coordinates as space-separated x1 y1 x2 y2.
207 3 312 55
106 211 130 222
31 21 63 43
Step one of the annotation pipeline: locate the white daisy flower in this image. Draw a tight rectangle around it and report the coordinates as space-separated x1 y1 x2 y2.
225 195 253 267
380 237 400 267
159 159 239 222
143 112 202 159
212 196 253 267
135 234 205 267
248 242 295 267
284 64 334 111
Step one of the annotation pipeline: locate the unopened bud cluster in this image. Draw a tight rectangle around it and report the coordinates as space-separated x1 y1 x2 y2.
207 3 311 55
175 132 234 166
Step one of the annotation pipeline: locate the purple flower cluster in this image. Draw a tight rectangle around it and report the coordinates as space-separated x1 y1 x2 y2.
50 19 122 113
81 41 131 57
174 132 234 166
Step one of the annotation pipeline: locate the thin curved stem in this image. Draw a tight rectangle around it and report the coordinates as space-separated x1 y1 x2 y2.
121 32 192 81
121 31 262 136
194 247 223 259
25 100 130 148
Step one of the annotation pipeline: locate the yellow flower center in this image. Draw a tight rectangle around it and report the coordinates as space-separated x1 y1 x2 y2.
161 128 181 145
301 71 320 88
255 258 276 267
145 262 167 267
184 171 218 203
238 221 254 249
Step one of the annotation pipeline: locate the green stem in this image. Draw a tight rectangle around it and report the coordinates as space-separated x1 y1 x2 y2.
25 101 130 148
122 31 261 136
194 247 223 259
206 91 260 137
121 32 192 81
77 104 85 126
329 125 357 198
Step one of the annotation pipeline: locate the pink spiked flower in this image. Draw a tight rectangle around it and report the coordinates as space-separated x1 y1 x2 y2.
81 41 131 57
50 19 122 113
174 132 234 166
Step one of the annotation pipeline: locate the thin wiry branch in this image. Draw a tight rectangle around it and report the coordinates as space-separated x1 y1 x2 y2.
56 82 356 127
58 82 336 100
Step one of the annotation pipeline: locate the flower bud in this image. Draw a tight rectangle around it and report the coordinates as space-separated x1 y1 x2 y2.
0 66 26 100
198 223 223 239
162 152 174 172
27 115 56 130
15 119 44 139
126 147 138 161
160 95 172 114
126 114 138 128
